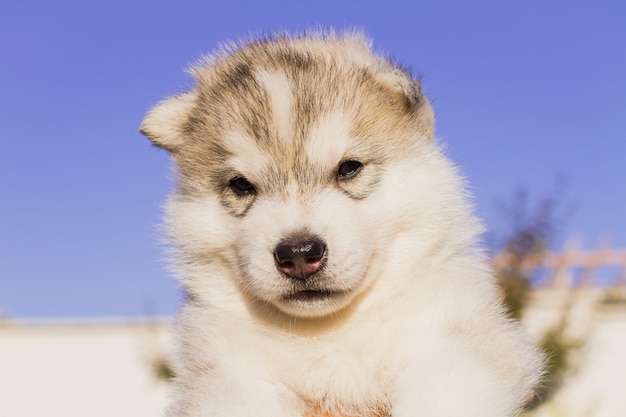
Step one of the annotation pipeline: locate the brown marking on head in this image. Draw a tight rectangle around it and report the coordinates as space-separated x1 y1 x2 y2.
140 32 435 208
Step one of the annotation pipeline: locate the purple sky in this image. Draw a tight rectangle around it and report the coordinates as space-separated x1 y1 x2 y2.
1 0 625 318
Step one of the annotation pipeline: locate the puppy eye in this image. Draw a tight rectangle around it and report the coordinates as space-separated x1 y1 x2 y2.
336 160 363 180
228 176 256 196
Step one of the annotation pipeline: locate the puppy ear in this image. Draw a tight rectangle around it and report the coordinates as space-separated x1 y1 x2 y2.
140 91 197 152
374 68 421 107
374 69 434 139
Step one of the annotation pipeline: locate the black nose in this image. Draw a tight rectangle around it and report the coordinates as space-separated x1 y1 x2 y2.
274 236 327 280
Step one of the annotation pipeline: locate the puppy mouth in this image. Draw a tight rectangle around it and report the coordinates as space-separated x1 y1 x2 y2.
275 286 352 317
282 287 347 303
287 289 334 301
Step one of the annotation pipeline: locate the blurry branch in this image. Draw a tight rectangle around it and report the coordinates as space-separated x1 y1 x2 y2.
152 355 176 381
493 186 565 319
491 185 583 408
136 314 176 383
536 312 583 403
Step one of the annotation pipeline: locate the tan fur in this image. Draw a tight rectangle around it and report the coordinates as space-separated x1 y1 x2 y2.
141 31 543 417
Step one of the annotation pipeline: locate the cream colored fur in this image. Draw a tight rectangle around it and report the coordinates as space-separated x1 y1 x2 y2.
141 31 543 417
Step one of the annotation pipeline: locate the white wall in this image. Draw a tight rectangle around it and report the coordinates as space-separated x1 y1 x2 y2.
1 294 625 417
0 319 171 417
525 290 626 417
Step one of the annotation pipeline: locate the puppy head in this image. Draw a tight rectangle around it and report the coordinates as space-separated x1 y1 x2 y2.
141 32 437 318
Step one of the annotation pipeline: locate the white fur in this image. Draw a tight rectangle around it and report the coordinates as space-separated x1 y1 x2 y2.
222 131 270 179
305 112 351 170
255 70 293 142
162 139 542 416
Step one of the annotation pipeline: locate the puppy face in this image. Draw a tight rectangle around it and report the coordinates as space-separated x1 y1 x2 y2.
141 34 434 318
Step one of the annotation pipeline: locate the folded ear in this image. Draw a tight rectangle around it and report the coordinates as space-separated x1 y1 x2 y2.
139 91 198 152
373 68 434 139
374 68 420 106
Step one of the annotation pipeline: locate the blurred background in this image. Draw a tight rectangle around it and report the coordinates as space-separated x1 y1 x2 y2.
1 1 624 416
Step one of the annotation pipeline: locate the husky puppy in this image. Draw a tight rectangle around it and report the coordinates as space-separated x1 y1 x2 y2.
141 32 543 417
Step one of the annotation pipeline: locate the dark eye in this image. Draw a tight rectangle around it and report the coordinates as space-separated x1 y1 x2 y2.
337 160 363 180
228 176 256 196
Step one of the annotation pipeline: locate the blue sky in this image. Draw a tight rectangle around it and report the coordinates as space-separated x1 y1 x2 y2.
1 0 624 318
